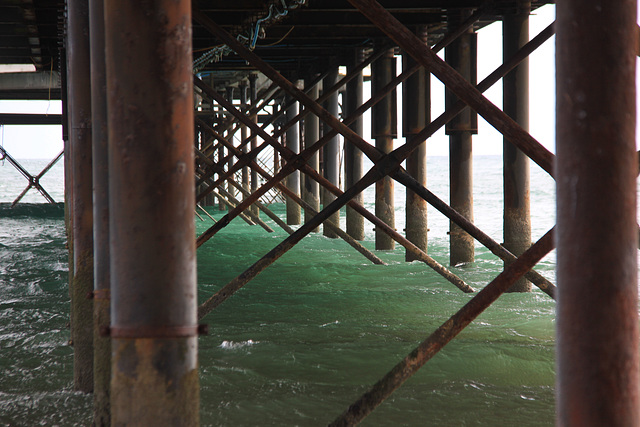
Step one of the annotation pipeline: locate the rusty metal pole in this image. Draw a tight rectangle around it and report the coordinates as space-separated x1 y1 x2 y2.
249 73 260 217
372 48 396 250
323 67 341 238
446 12 476 266
345 49 365 241
303 80 321 232
217 94 226 211
503 0 531 292
67 0 94 394
225 86 236 200
104 0 199 424
285 90 301 225
88 0 109 422
240 83 250 197
403 26 429 262
556 0 639 425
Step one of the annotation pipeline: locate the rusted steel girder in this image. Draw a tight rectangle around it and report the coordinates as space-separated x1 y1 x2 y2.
104 0 199 424
329 228 555 426
198 49 386 204
0 146 60 205
194 80 473 292
403 26 429 262
88 0 109 422
195 130 383 266
346 0 554 177
372 49 397 250
191 10 484 240
67 0 94 394
503 1 532 292
556 0 639 425
345 49 366 241
194 19 556 307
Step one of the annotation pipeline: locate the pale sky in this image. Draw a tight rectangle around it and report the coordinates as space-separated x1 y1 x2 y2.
0 4 562 161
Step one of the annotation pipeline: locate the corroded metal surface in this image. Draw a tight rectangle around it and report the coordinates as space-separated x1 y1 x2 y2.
556 0 639 424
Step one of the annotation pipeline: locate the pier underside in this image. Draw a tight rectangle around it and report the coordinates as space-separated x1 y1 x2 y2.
1 0 638 425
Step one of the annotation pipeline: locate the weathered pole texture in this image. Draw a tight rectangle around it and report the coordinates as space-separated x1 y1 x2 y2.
285 92 302 224
556 0 639 425
503 0 532 292
88 0 109 422
403 26 429 262
249 73 260 217
67 0 94 394
446 11 476 267
104 0 199 424
372 48 397 250
240 83 250 196
323 67 341 238
226 86 236 200
345 49 365 240
217 104 226 211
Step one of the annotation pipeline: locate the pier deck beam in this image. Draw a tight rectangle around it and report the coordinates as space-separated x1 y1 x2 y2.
323 67 341 238
372 48 397 250
67 0 94 394
345 49 365 241
446 13 476 266
403 26 430 262
105 0 199 424
503 0 532 292
556 0 639 425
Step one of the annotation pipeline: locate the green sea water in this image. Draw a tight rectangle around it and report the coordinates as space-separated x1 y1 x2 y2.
0 157 557 426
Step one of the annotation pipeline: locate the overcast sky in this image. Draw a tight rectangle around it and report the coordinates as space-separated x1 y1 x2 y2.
0 4 560 160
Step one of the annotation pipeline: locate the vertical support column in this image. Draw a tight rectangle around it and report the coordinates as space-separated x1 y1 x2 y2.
345 49 365 240
217 94 226 211
446 13 476 266
323 67 341 238
226 86 236 200
249 74 259 217
556 0 638 425
105 1 199 424
89 0 109 422
303 80 320 232
403 26 430 262
240 83 250 196
67 0 94 394
285 90 301 225
372 48 397 250
503 0 531 292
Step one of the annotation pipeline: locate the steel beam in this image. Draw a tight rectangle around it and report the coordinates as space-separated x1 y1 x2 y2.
67 0 94 394
303 81 321 232
345 49 365 241
403 26 429 262
446 12 476 266
323 67 341 238
503 0 532 292
556 0 639 425
285 91 301 225
88 0 109 423
104 0 199 424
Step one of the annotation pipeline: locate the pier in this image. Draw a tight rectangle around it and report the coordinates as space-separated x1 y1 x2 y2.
0 0 638 425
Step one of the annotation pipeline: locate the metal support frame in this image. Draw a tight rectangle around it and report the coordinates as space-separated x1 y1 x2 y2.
446 11 476 266
67 0 94 394
403 26 430 262
556 0 638 424
105 0 199 423
0 146 62 206
303 80 321 232
323 67 341 238
345 49 365 241
285 90 301 225
88 0 109 423
503 0 532 292
372 48 397 250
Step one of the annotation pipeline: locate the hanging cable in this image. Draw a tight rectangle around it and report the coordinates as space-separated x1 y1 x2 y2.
193 0 306 73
